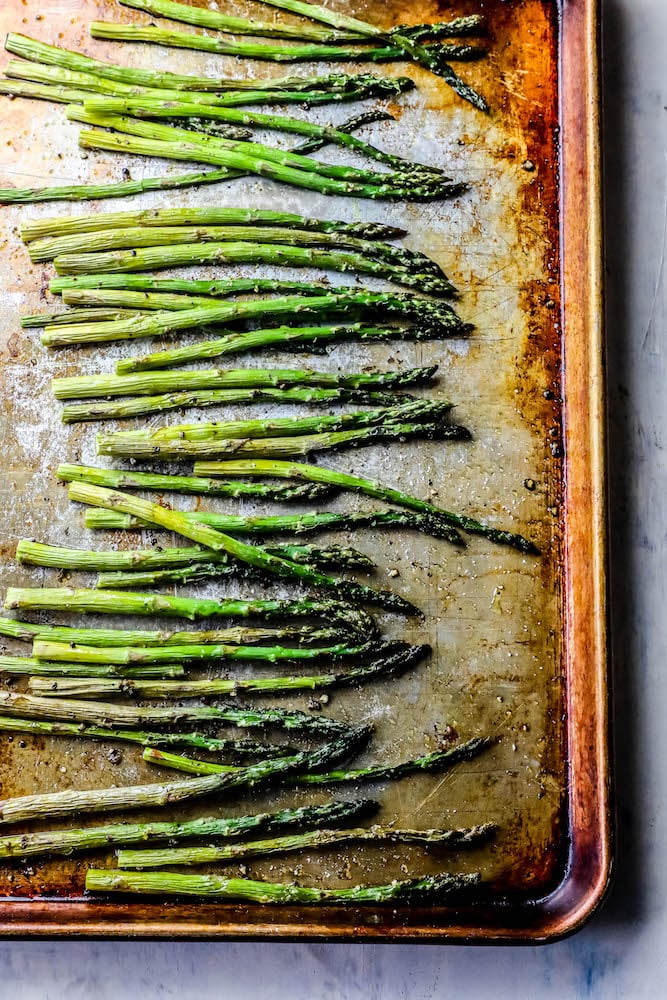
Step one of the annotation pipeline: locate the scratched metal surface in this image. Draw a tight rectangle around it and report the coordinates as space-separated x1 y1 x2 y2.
0 0 564 910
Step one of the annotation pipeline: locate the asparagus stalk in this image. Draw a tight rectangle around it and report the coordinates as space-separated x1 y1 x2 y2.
30 638 386 666
83 508 462 544
118 0 367 42
31 229 442 283
119 0 485 44
23 308 145 329
55 464 336 502
93 560 352 589
143 737 493 785
51 245 456 299
75 126 463 203
5 35 410 95
0 725 368 824
0 691 361 737
255 0 489 109
193 461 541 555
60 383 423 423
0 797 376 859
53 363 438 401
4 589 377 638
42 289 465 345
6 58 412 104
93 420 471 461
18 539 373 574
47 274 383 295
96 399 452 445
66 481 420 613
85 869 481 903
110 328 447 375
23 206 405 244
118 823 495 870
28 643 428 700
0 656 184 679
0 716 299 758
0 107 399 205
79 97 450 183
67 105 443 193
0 617 350 648
95 17 484 63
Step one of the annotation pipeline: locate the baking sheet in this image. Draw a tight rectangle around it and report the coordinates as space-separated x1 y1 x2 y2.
0 0 605 939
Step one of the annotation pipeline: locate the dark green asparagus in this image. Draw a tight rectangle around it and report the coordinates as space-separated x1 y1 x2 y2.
3 589 378 639
0 724 369 824
82 506 463 545
0 656 184 679
67 481 420 614
193 460 540 555
143 737 493 785
0 691 362 739
54 364 438 400
0 797 377 859
28 642 428 700
0 716 299 758
117 822 495 869
85 868 481 903
0 617 351 648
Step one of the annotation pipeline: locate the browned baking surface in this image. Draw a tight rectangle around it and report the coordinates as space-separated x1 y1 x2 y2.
0 0 609 940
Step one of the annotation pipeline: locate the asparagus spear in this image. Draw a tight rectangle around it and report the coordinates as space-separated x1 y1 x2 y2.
30 638 387 666
75 126 463 203
23 308 145 329
51 245 456 299
96 399 452 445
0 725 368 824
28 643 428 699
67 481 420 613
0 691 360 737
93 420 470 461
42 290 464 346
79 97 450 183
60 383 423 423
118 823 495 870
3 589 377 638
0 107 399 205
5 58 412 104
18 539 374 574
23 206 406 243
5 35 410 95
118 0 367 42
0 797 376 859
119 0 485 44
0 617 351 648
47 274 385 295
53 364 439 402
255 0 489 109
143 737 493 785
193 461 541 555
32 229 442 284
83 508 462 544
97 15 484 63
110 327 448 375
68 105 443 193
93 560 355 589
55 464 335 502
0 656 184 679
85 869 481 903
0 716 300 757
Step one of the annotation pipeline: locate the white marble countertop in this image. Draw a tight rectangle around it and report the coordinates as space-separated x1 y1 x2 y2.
0 0 664 994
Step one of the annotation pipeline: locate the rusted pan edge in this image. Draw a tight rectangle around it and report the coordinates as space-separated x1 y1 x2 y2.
0 0 609 942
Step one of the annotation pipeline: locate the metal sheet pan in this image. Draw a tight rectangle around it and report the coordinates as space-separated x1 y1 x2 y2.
0 0 609 940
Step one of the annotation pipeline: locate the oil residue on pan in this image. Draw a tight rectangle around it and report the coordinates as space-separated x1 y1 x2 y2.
0 0 564 916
